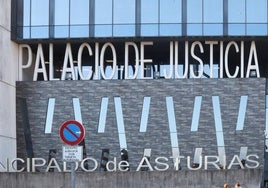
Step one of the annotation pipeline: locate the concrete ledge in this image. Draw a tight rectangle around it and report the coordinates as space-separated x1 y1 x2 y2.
0 169 263 188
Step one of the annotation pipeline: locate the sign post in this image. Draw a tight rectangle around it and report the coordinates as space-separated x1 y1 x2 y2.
59 120 85 188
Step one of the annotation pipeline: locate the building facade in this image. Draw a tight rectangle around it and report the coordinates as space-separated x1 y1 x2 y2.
0 0 18 169
1 0 268 186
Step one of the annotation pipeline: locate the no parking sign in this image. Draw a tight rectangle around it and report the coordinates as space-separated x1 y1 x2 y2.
59 120 85 146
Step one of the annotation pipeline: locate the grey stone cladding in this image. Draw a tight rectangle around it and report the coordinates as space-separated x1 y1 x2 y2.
16 78 266 171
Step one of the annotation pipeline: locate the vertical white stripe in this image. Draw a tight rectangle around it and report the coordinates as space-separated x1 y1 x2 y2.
114 97 127 149
191 96 202 131
45 98 55 134
140 97 151 132
239 146 248 160
171 147 181 170
212 96 226 162
98 97 109 133
193 148 203 164
166 97 179 148
73 98 83 123
236 96 248 131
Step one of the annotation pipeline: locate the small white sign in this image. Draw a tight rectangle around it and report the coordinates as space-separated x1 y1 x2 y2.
62 145 83 162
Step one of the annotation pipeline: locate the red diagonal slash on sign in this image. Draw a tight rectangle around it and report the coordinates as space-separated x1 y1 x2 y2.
59 120 85 145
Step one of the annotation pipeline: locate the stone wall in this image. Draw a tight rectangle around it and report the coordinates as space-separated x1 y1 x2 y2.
0 169 263 188
16 78 266 172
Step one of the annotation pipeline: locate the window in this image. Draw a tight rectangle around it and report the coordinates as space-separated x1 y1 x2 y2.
246 0 267 35
187 0 202 35
228 0 246 35
31 0 49 38
95 0 113 37
203 0 223 35
54 0 69 38
113 0 135 36
140 0 159 36
159 0 182 36
70 0 89 37
23 0 31 38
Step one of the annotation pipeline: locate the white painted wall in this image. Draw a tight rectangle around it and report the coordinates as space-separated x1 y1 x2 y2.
0 0 18 170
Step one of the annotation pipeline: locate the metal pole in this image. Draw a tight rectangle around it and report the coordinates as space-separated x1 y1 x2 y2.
71 162 75 188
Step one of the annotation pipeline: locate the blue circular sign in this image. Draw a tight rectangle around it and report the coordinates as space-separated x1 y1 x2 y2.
59 120 85 145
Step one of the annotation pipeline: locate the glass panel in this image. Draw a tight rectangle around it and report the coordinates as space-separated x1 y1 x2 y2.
54 0 69 38
23 0 30 26
45 98 55 134
160 0 181 23
204 24 222 35
31 0 49 38
31 26 49 38
160 64 172 78
246 0 267 35
236 96 248 131
140 97 151 132
203 0 223 35
98 98 109 133
70 0 89 24
95 0 112 24
95 0 113 36
246 0 267 23
70 25 89 38
228 0 245 23
95 25 112 37
70 0 89 37
23 26 30 39
187 0 202 23
113 24 135 37
141 24 158 36
31 0 49 26
187 0 203 36
203 0 223 23
202 64 219 78
191 96 202 131
246 24 267 35
141 0 158 23
73 98 83 123
54 26 69 38
228 24 246 35
187 24 202 36
141 0 159 36
114 0 135 24
160 24 181 36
